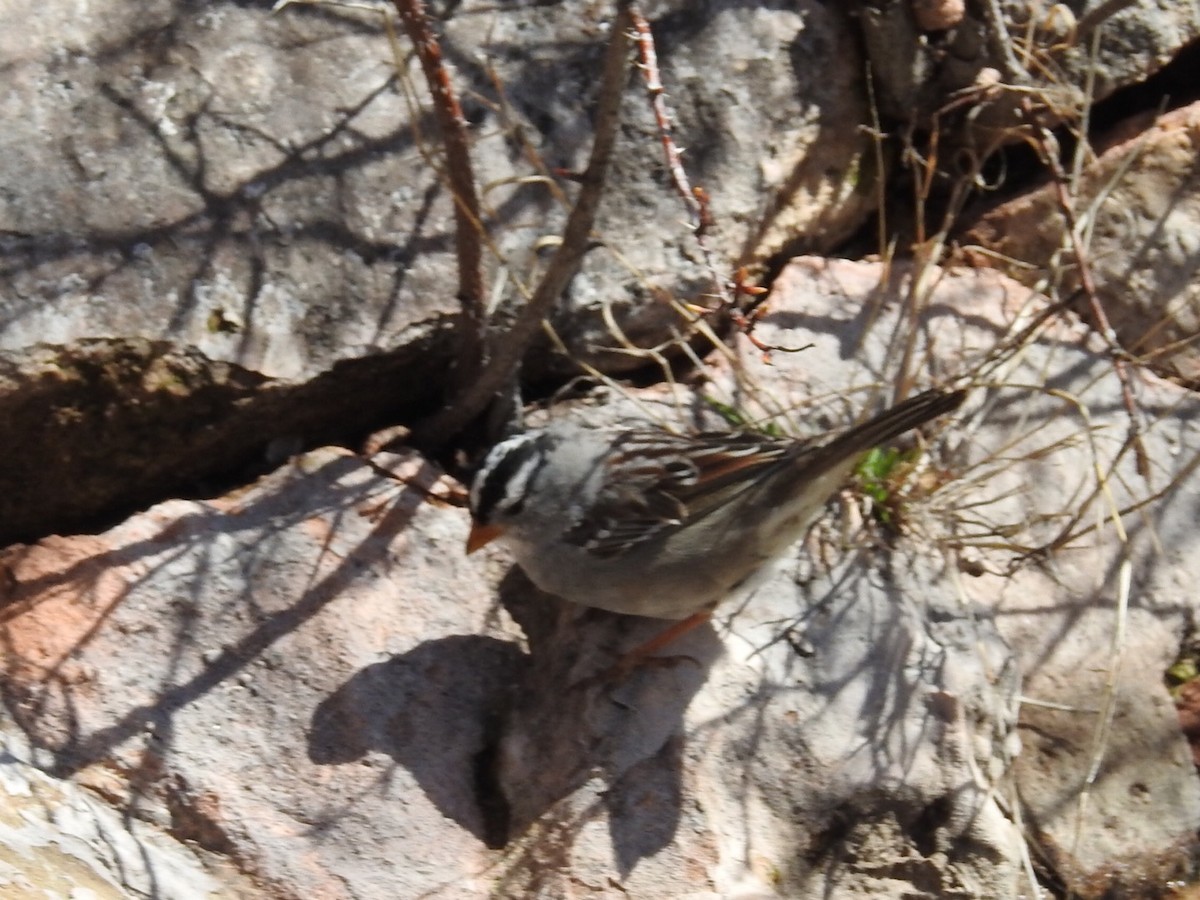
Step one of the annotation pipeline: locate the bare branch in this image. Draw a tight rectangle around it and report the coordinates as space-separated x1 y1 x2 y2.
631 10 703 233
1022 98 1150 480
630 7 729 312
391 0 485 390
411 2 636 447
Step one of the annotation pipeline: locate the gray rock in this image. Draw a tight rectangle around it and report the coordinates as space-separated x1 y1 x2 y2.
962 99 1200 383
2 259 1197 897
0 0 873 382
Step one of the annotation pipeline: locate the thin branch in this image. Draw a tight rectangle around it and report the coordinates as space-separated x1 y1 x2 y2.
411 2 636 447
391 0 485 390
1022 96 1149 480
630 9 708 238
634 7 787 356
982 0 1030 83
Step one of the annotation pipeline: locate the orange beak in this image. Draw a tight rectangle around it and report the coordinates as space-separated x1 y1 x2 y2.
466 521 504 554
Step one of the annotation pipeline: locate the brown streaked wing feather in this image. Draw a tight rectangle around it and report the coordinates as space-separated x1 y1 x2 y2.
563 430 793 558
563 388 967 559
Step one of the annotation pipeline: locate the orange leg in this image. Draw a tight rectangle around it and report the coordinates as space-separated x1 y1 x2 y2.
610 609 713 678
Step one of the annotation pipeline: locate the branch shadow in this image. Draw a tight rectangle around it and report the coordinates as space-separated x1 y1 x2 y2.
0 451 441 781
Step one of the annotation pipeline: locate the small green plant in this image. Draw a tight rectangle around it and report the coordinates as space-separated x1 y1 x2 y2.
1166 653 1200 698
701 395 785 438
855 445 921 528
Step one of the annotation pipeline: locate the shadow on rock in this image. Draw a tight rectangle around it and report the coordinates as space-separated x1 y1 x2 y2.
308 634 526 847
309 569 722 870
494 567 721 876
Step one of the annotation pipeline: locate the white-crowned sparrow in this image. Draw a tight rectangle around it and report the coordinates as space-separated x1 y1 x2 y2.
467 388 966 623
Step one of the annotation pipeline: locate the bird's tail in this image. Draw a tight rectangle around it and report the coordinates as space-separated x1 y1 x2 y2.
808 387 967 466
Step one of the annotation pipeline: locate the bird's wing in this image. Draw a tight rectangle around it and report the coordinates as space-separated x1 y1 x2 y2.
560 387 967 559
563 430 794 558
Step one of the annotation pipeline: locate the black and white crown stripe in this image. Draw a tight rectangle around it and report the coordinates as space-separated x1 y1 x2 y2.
470 432 552 525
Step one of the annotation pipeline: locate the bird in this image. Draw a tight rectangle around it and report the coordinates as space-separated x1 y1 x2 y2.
466 387 967 653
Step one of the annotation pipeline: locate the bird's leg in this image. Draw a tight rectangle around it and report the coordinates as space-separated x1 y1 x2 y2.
609 609 713 679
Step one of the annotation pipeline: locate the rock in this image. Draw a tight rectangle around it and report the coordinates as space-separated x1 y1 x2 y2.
0 0 873 382
747 257 1200 897
961 99 1200 382
0 1 465 381
0 740 261 898
1 447 516 897
5 258 1196 897
859 0 1199 132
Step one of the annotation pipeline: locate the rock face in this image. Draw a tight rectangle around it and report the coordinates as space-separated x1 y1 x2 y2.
2 0 1199 896
0 0 872 382
963 99 1200 383
4 260 1198 898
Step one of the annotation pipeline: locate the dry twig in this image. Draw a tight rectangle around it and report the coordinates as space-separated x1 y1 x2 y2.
1021 96 1149 479
411 1 637 447
631 7 790 358
391 0 486 394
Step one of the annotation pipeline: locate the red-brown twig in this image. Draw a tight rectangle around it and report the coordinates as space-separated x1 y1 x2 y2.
391 0 485 392
630 8 732 313
630 7 799 361
1023 100 1149 479
410 2 636 447
719 267 811 361
631 10 704 232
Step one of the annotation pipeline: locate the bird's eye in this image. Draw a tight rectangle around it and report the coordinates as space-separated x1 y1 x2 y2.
502 496 525 517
